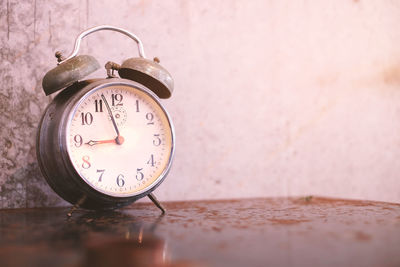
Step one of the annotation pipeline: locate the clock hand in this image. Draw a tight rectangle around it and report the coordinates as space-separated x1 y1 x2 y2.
101 94 123 145
85 136 125 146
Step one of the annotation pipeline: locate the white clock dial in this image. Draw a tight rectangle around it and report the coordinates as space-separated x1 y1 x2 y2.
65 84 173 197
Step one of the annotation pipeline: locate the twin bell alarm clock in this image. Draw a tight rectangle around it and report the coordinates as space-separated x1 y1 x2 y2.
36 25 175 214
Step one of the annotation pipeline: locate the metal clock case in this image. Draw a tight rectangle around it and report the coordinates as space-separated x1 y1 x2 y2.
36 26 175 213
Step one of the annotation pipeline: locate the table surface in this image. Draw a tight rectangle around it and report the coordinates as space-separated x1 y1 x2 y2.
0 197 399 267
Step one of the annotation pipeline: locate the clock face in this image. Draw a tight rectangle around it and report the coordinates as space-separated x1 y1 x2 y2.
65 83 173 197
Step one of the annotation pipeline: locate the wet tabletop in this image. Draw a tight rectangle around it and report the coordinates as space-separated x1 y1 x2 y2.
0 197 399 267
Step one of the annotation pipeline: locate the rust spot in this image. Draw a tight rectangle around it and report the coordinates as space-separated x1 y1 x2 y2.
305 195 313 202
268 218 310 225
4 139 12 149
212 226 222 232
354 231 371 242
382 63 400 86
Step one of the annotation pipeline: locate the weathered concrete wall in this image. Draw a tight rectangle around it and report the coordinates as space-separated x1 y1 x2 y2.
1 0 400 209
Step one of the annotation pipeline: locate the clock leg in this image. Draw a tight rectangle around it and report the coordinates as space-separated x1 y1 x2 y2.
148 193 166 214
66 195 87 218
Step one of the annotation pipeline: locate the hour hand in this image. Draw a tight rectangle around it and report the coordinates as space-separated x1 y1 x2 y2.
85 136 124 146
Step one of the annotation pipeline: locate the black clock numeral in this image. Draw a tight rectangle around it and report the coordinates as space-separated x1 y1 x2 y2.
116 174 125 187
135 99 140 112
146 112 154 125
95 99 103 112
111 93 123 106
81 112 93 125
136 168 144 181
74 134 83 147
153 134 161 146
97 169 105 182
82 156 91 169
147 154 155 167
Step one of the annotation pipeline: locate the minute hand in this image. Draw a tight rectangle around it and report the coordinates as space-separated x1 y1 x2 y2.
101 94 121 142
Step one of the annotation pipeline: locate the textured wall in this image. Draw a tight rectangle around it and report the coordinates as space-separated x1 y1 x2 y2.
1 0 400 209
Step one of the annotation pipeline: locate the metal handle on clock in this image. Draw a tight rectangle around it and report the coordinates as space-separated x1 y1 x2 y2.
58 25 146 65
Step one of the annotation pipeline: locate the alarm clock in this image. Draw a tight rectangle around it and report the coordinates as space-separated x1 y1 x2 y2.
36 25 175 214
